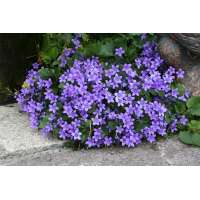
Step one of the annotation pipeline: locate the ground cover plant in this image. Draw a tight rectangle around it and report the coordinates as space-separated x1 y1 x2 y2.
16 33 191 149
178 96 200 146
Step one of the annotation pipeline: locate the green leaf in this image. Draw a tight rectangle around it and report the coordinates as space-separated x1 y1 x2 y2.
81 33 89 42
98 43 114 57
38 67 51 79
63 33 72 45
102 125 109 135
39 115 50 129
135 116 150 132
188 107 200 116
81 132 89 143
52 128 59 138
80 42 99 57
79 120 91 143
187 96 200 109
52 60 59 66
80 40 114 58
176 83 185 96
179 131 193 145
48 47 58 58
39 67 61 79
164 112 173 123
63 140 75 148
108 121 117 131
189 120 200 130
84 120 92 128
175 101 186 114
40 47 59 64
192 133 200 147
58 83 65 89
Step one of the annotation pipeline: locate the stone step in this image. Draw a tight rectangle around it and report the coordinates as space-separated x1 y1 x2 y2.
0 104 63 159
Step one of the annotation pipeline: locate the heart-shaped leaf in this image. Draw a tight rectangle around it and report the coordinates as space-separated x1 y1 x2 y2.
179 131 193 145
192 133 200 147
189 120 200 130
187 96 200 109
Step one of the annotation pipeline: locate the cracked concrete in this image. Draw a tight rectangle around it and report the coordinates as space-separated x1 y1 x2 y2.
0 104 200 165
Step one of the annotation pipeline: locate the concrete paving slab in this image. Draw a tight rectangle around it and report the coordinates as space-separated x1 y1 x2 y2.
1 136 200 166
0 104 63 159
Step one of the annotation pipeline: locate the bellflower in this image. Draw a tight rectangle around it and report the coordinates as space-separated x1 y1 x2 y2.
16 34 189 149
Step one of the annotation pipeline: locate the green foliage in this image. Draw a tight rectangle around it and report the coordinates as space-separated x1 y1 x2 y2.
176 83 186 96
80 34 144 62
179 131 193 145
189 120 200 130
38 66 61 80
187 96 200 108
178 96 200 147
186 96 200 116
188 107 200 117
79 120 92 143
192 133 200 147
179 131 200 147
80 40 115 57
40 47 59 64
108 120 118 131
40 33 152 66
39 115 50 129
175 101 187 114
40 33 73 65
135 116 150 132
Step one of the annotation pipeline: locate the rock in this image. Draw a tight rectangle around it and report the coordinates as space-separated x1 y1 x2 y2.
158 34 200 96
158 36 182 67
170 33 200 55
182 63 200 96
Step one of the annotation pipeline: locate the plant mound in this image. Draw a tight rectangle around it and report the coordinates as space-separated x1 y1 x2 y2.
16 34 189 148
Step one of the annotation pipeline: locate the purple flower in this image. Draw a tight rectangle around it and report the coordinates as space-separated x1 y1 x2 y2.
179 115 188 125
115 47 125 57
63 105 76 118
147 134 156 143
86 138 95 148
49 103 58 114
115 90 126 106
42 124 53 136
170 119 178 133
72 129 81 140
176 69 184 79
32 62 40 69
104 137 113 146
171 89 179 98
72 38 81 49
135 58 142 69
141 33 147 40
92 115 102 126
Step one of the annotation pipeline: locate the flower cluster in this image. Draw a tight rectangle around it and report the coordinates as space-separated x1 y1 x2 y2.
16 34 189 148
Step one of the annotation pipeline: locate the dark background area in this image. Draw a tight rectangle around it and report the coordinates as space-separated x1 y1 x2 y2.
0 33 42 104
0 33 42 89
